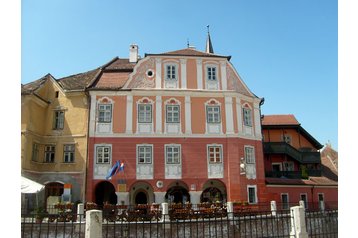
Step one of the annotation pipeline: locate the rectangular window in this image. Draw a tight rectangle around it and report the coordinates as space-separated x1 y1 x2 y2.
44 145 55 163
248 186 257 204
166 145 181 164
243 108 252 127
245 146 255 164
96 146 111 164
281 193 289 210
32 143 39 162
98 104 112 123
166 65 176 80
53 111 64 130
166 105 180 123
206 106 221 123
208 145 222 163
300 193 308 209
207 67 217 81
63 144 75 163
283 161 294 171
138 104 152 123
138 146 152 164
283 134 292 144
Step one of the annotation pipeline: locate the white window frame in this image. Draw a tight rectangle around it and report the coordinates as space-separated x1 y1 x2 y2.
206 66 217 81
272 162 283 171
137 145 153 164
206 105 221 123
63 144 75 163
243 107 252 127
44 145 55 163
244 146 255 164
166 105 180 123
98 104 112 123
281 193 289 209
138 104 152 123
247 185 258 204
207 145 223 164
165 144 181 164
96 145 111 164
165 64 177 81
53 110 64 130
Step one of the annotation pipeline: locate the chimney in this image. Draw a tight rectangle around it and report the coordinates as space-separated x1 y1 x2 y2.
129 44 139 63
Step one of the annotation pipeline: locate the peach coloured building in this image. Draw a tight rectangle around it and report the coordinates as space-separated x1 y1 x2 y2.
85 39 268 206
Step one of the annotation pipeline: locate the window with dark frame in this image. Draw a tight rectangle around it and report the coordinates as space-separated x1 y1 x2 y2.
44 145 55 163
248 186 257 204
53 111 64 130
63 144 75 163
32 143 39 162
281 193 289 209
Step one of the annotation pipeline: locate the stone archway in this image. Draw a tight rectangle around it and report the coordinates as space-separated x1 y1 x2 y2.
95 181 117 206
200 179 227 203
129 181 154 205
165 181 190 204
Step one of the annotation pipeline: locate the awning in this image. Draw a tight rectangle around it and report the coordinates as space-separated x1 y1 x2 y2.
21 176 45 193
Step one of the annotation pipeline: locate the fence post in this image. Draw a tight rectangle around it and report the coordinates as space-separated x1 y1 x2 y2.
299 200 305 209
161 203 170 229
77 203 84 222
226 202 234 219
319 201 325 211
289 206 308 238
270 201 277 216
85 210 102 238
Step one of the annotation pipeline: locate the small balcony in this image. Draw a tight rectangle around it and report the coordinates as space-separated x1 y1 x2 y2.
263 142 321 164
265 170 322 179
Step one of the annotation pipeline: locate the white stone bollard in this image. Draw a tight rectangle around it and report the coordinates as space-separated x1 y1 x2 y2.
226 202 234 219
289 206 308 238
299 200 305 209
77 203 84 222
270 201 277 216
85 210 102 238
161 203 170 229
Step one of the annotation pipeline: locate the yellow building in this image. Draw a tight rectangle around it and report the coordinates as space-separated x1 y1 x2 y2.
21 70 99 210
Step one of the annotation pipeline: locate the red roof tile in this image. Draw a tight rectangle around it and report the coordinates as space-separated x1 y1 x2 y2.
104 58 136 71
261 114 300 126
95 72 130 89
145 48 231 60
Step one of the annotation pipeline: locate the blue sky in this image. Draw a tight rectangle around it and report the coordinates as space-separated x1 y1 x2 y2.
21 0 338 149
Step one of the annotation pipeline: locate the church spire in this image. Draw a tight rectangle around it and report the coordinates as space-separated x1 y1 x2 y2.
205 25 214 54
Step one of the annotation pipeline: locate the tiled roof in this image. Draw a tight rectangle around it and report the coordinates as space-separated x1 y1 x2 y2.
57 68 101 91
321 144 338 170
262 114 300 126
94 72 131 89
21 74 52 94
103 58 136 71
145 48 231 60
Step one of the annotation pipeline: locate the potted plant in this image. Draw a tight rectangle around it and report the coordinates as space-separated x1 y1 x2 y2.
33 207 46 223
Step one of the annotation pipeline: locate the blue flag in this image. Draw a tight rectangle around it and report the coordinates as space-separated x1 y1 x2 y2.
106 161 120 180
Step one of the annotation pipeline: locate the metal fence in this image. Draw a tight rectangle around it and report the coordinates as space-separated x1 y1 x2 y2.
21 202 338 238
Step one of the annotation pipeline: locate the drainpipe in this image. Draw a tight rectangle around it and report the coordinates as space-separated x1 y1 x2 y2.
83 90 91 203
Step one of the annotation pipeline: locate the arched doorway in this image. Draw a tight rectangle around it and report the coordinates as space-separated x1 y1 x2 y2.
135 191 148 204
44 182 64 208
129 181 154 205
165 181 190 204
95 181 117 205
200 180 227 203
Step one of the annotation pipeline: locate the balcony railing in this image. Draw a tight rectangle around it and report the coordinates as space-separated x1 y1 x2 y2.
266 170 322 179
263 142 321 164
